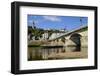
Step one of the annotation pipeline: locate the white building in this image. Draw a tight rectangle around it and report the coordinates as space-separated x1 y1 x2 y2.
42 32 49 40
49 32 66 40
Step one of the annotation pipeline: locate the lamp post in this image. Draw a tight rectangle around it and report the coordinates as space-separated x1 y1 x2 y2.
80 17 83 27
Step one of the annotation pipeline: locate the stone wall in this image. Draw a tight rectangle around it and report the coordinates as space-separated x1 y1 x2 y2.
79 30 88 47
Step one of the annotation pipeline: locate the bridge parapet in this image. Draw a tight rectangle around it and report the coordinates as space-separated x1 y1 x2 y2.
49 26 88 47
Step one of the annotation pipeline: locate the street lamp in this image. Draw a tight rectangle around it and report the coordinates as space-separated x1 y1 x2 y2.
80 17 83 27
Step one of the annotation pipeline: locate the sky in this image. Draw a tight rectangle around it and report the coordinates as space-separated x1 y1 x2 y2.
28 15 88 31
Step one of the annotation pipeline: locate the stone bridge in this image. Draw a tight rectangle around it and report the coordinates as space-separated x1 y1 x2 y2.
48 26 88 47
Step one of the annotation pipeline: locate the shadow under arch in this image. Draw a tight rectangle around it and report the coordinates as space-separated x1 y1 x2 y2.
70 33 82 52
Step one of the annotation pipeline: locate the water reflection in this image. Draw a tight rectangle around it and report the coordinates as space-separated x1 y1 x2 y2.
28 46 88 61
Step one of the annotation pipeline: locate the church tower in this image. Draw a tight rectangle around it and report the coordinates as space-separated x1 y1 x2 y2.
32 21 36 29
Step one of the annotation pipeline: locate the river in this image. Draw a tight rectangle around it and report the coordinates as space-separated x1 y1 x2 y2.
28 46 88 61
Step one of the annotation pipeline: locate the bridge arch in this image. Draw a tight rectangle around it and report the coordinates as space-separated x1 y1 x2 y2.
70 33 82 46
69 33 82 52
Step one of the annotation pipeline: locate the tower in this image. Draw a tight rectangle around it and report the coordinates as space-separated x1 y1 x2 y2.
32 21 36 29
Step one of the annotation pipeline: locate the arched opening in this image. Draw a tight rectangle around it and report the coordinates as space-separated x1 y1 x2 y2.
70 33 82 52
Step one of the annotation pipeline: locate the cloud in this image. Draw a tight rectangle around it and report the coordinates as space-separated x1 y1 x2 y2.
43 16 61 22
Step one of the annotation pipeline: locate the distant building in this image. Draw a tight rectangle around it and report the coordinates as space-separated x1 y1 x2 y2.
42 32 49 40
49 29 66 39
49 32 66 40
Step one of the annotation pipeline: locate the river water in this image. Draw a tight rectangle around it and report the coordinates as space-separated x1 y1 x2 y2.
28 46 88 61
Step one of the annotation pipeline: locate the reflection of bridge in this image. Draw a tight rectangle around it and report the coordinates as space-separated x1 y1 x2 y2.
48 25 88 47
